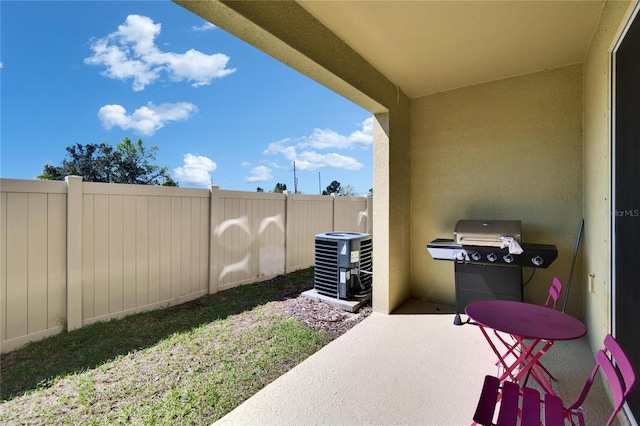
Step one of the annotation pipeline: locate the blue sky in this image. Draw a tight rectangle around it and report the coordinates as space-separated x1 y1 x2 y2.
0 1 373 195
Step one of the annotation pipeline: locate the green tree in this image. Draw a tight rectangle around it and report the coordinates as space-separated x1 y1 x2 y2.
322 180 341 195
339 185 359 197
321 180 360 196
112 138 173 185
38 138 177 186
273 183 287 193
162 176 179 187
38 142 115 182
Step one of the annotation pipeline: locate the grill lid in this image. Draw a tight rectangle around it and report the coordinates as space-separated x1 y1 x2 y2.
454 220 521 247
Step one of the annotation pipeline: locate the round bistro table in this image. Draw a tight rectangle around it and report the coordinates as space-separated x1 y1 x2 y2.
466 299 587 394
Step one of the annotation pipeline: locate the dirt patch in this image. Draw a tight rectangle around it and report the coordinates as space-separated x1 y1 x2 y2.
264 294 372 337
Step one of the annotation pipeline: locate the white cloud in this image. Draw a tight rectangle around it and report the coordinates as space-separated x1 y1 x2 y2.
295 152 363 171
245 165 274 183
263 138 296 157
263 118 372 171
264 160 285 169
98 101 197 136
173 154 217 187
192 22 216 32
301 117 373 150
154 49 234 87
85 14 235 91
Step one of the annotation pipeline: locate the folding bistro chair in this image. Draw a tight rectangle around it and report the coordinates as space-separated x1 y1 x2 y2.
493 277 563 381
524 277 563 384
544 277 563 309
472 334 636 426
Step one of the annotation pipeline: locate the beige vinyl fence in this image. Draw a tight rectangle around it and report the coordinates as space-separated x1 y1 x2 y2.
0 177 372 353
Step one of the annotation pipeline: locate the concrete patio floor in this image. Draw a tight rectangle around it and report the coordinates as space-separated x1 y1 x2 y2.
216 300 628 425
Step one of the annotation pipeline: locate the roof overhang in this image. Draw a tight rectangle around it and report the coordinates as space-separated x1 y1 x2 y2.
298 1 605 97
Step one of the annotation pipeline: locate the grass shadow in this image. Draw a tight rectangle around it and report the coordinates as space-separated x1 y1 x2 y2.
1 268 314 401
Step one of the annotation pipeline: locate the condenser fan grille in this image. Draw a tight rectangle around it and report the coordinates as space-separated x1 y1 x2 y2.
359 238 373 289
314 239 340 296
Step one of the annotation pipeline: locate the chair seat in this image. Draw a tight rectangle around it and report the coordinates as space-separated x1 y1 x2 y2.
473 376 566 425
472 334 635 426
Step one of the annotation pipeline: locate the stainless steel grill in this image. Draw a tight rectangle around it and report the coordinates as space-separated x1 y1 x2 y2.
454 220 521 247
427 220 558 325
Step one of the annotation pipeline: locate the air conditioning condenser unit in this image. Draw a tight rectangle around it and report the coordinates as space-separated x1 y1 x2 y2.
314 232 372 300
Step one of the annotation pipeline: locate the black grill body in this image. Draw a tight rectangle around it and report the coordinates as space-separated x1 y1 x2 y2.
454 262 523 316
426 220 558 325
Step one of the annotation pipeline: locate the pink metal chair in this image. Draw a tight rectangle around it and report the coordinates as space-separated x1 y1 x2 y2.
527 277 563 383
472 334 636 426
544 277 563 309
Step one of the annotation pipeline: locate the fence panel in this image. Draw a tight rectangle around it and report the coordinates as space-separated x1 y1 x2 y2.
1 178 371 353
0 179 67 353
334 196 370 233
285 194 335 272
211 188 286 291
80 183 210 326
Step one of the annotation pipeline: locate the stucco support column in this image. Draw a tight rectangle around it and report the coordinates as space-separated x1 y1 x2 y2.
372 101 411 314
366 195 373 235
372 114 391 313
65 176 83 330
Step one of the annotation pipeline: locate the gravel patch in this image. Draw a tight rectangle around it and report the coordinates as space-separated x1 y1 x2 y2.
264 294 372 337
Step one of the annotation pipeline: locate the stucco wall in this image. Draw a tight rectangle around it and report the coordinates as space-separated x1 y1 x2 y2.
410 65 584 315
583 0 636 350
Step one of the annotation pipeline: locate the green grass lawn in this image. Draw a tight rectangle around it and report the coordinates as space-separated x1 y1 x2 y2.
0 268 334 425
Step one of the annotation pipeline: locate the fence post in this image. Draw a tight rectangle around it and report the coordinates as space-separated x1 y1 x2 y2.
331 193 337 231
65 176 83 331
283 190 289 273
208 185 219 294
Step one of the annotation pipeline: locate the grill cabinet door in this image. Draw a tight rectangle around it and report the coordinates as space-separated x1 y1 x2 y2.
454 263 523 317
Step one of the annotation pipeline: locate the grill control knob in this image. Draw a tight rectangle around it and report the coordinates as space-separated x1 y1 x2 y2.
455 250 467 261
471 251 481 261
487 252 497 262
503 254 514 264
532 256 544 267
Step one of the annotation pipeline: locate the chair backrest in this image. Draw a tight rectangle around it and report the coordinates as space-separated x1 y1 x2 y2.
544 277 563 309
604 334 636 402
568 334 636 426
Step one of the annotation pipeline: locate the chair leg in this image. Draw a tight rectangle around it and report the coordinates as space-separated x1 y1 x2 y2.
522 360 558 388
493 331 522 378
537 361 558 382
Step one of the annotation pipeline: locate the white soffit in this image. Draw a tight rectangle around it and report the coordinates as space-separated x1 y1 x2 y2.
298 1 605 98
